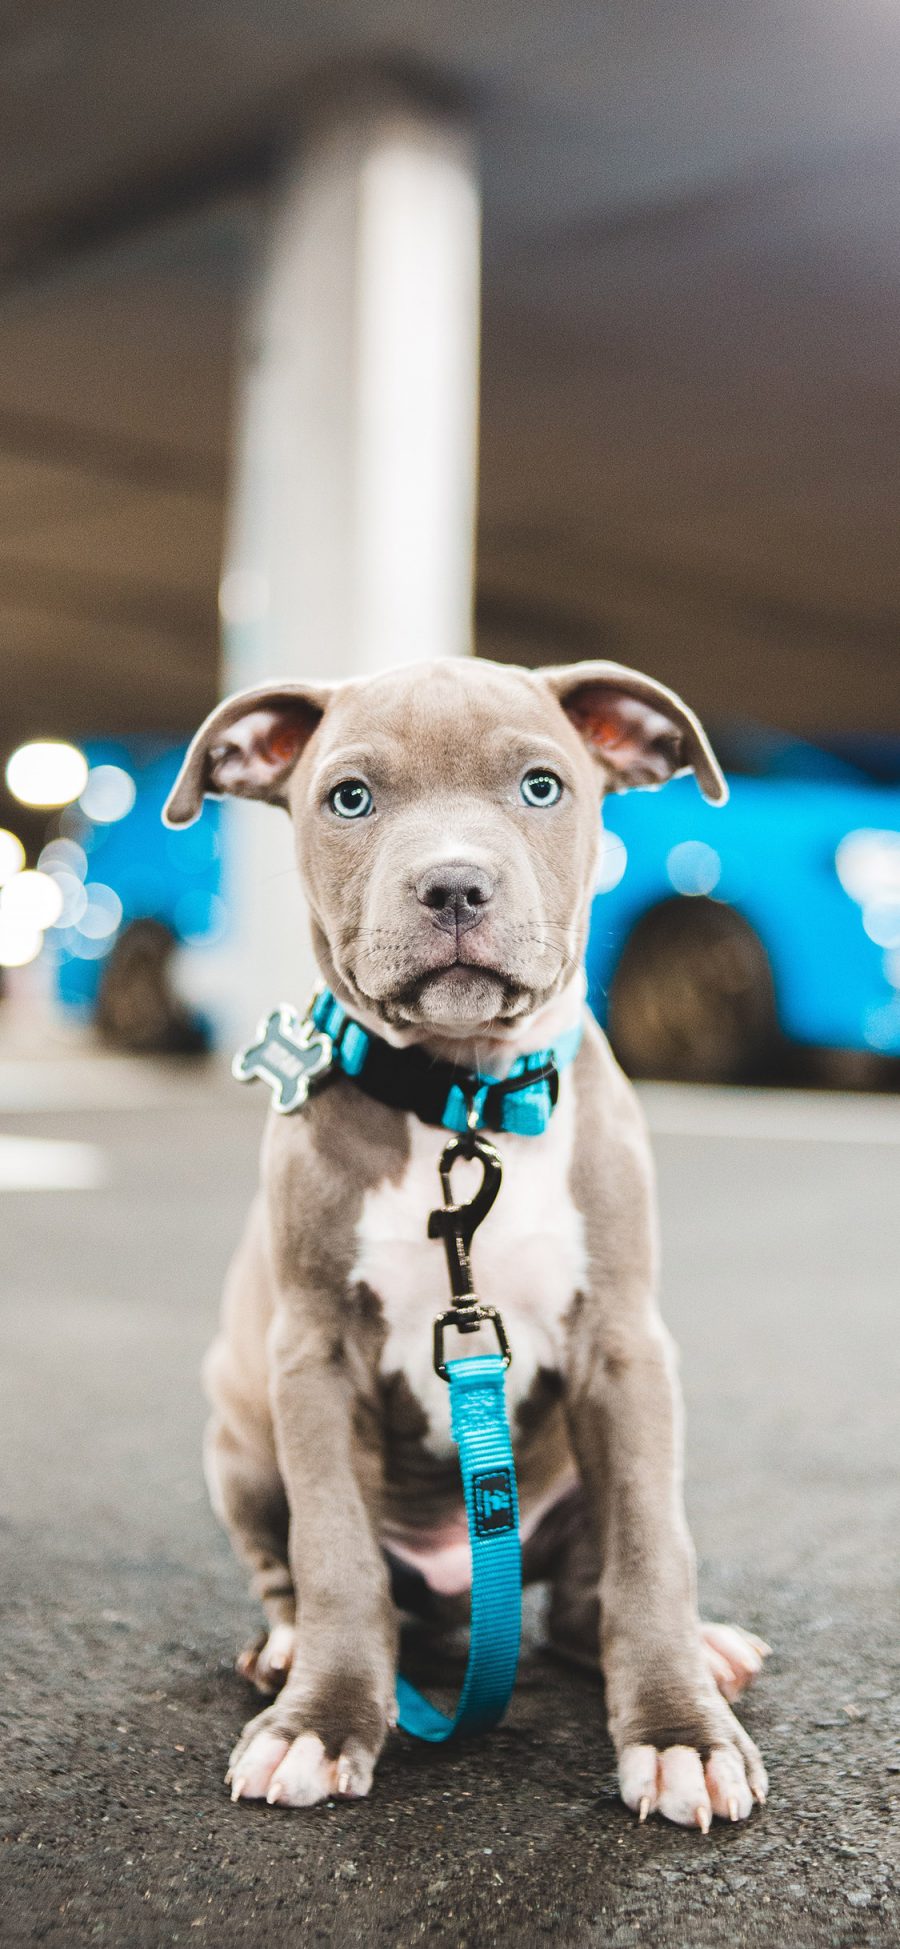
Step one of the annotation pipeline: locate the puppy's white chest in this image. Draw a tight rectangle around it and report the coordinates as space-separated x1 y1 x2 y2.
350 1081 586 1455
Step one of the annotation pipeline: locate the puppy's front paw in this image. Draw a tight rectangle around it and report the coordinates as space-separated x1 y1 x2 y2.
229 1724 375 1807
226 1681 394 1810
619 1706 768 1829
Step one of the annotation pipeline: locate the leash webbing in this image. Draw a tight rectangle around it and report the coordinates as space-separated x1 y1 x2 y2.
395 1353 522 1741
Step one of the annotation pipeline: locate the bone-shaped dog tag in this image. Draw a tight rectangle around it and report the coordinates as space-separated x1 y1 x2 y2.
232 1006 333 1114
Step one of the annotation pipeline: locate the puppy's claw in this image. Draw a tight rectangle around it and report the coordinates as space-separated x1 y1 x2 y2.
336 1761 351 1796
638 1796 651 1823
230 1776 247 1803
266 1781 284 1805
727 1795 739 1822
695 1804 711 1834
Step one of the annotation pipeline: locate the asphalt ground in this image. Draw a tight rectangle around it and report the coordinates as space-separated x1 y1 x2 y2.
2 1070 899 1947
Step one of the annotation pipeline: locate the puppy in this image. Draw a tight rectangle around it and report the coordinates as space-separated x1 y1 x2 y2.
165 655 768 1825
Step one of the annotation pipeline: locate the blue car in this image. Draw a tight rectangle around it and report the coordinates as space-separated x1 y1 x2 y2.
587 736 900 1082
50 742 221 1047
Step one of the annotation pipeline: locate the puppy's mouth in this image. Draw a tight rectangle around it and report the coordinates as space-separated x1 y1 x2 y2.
385 959 521 1029
323 921 569 1036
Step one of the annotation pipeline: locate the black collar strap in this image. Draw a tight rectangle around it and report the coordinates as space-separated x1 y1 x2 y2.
309 987 581 1136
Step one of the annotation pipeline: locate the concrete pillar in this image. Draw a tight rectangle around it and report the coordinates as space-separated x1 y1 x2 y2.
202 93 481 1044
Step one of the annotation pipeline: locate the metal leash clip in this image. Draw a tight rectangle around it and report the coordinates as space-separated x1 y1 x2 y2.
429 1098 511 1380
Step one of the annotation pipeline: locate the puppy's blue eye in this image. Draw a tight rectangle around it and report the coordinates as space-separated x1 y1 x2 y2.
520 769 563 808
329 779 373 819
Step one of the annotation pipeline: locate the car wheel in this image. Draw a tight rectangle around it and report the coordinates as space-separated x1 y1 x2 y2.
607 897 779 1084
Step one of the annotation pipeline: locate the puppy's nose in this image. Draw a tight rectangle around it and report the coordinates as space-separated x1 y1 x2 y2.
415 862 495 933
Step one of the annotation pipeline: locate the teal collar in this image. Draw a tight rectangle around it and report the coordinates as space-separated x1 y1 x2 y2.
309 987 582 1137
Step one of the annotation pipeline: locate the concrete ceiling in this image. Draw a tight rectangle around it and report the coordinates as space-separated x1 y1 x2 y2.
3 0 900 813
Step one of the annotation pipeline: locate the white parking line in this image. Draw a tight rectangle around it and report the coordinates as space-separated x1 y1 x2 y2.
639 1083 900 1145
0 1134 107 1190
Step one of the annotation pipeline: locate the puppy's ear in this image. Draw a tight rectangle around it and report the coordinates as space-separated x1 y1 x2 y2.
540 660 727 805
163 683 332 828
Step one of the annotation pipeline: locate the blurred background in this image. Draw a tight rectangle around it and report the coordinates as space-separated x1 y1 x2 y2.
2 3 900 1084
5 16 900 1942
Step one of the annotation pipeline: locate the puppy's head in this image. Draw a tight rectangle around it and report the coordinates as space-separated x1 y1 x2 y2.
165 658 725 1036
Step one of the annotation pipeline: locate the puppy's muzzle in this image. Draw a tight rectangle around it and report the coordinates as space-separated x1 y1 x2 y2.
415 862 495 937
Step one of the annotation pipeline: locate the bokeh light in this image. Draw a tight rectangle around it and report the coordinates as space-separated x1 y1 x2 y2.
38 838 88 881
861 902 900 950
1 869 64 929
56 927 115 961
77 884 123 940
58 804 96 847
79 764 137 824
864 996 900 1051
0 912 43 967
594 830 628 894
835 829 900 906
5 740 88 808
666 839 721 897
44 870 88 929
0 828 26 887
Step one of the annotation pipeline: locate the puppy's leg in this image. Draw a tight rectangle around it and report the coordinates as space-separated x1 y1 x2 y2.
546 1496 769 1700
565 1312 768 1828
227 1319 398 1809
544 1490 601 1670
202 1198 299 1690
204 1410 297 1693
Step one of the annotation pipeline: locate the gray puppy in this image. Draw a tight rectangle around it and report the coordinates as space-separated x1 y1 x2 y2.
165 655 769 1826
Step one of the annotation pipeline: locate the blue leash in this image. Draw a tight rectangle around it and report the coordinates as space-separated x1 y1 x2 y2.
395 1352 522 1741
395 1115 525 1742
